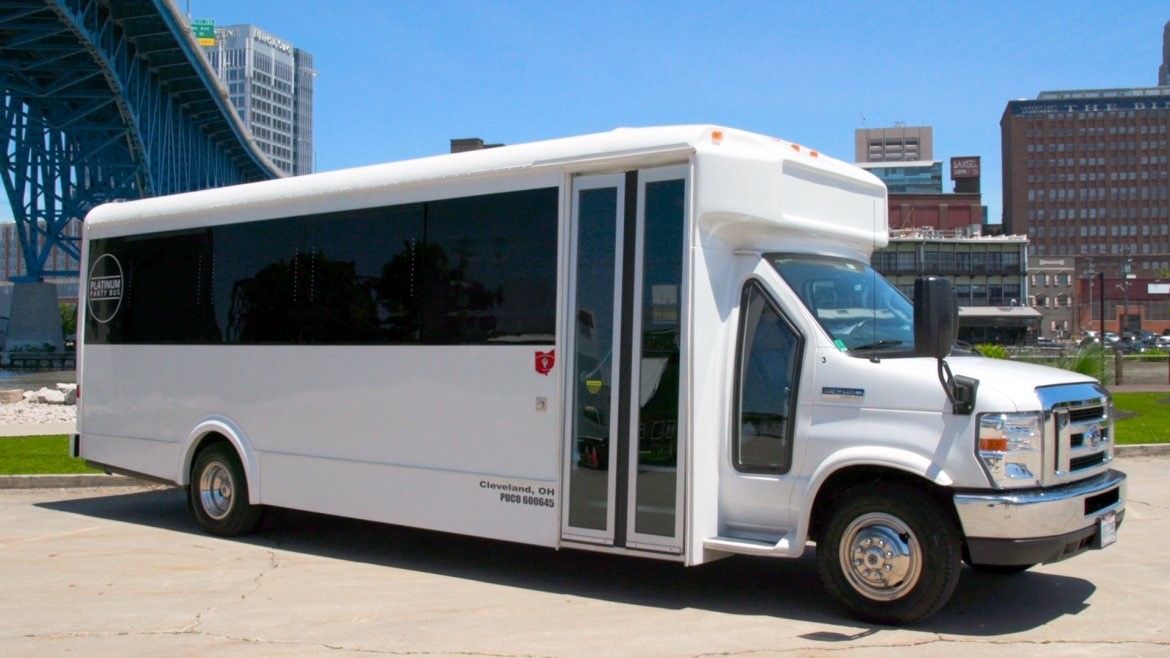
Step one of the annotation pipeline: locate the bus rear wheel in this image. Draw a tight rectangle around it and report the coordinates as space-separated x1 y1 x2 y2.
189 443 261 536
817 482 961 625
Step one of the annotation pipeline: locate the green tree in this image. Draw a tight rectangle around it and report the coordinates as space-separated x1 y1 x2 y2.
59 303 77 337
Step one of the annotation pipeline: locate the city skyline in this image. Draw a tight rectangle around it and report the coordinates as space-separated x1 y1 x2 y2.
173 1 1167 230
0 2 1165 230
201 23 315 176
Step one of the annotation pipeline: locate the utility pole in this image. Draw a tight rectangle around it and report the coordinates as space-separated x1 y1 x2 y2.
1098 271 1106 382
1083 259 1096 336
1125 258 1136 334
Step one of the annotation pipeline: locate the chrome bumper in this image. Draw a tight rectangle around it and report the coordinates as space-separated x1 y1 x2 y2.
954 469 1126 539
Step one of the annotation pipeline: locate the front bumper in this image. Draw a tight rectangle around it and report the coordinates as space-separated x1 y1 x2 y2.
954 469 1126 565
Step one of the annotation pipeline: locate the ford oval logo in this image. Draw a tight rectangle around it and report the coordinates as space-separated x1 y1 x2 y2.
1085 426 1103 448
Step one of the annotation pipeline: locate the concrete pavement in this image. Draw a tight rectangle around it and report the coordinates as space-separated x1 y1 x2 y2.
0 421 75 437
1110 384 1170 393
0 455 1166 656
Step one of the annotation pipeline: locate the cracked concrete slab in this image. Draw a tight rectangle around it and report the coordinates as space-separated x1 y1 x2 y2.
0 456 1167 657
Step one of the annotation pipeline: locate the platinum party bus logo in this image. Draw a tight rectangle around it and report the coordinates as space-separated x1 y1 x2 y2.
88 253 124 323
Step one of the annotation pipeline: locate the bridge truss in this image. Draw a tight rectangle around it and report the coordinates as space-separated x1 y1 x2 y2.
0 0 280 281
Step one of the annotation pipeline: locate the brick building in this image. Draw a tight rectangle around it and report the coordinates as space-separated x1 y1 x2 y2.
1001 87 1170 334
1001 87 1170 276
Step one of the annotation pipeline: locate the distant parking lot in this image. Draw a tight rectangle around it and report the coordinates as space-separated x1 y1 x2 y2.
1 456 1168 656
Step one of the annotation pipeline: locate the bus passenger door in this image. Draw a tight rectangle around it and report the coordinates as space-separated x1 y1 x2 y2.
561 167 689 555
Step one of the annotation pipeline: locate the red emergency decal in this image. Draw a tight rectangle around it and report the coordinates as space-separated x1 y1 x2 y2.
535 349 555 375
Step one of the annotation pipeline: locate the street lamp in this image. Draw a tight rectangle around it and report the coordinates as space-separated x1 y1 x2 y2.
1118 258 1134 335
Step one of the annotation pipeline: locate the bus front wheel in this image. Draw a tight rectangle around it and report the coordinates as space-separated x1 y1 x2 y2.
817 482 961 625
189 443 261 536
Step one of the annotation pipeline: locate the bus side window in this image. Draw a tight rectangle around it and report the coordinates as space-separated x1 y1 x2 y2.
734 282 802 474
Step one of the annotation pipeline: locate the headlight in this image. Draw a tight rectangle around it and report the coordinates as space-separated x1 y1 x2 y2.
977 412 1043 489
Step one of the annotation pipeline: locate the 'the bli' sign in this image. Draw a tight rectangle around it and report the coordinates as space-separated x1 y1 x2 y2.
534 350 555 375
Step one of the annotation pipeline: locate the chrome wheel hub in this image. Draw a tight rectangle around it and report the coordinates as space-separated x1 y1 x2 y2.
839 512 921 601
199 461 234 521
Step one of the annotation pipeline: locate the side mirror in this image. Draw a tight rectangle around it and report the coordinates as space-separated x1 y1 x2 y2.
914 276 958 359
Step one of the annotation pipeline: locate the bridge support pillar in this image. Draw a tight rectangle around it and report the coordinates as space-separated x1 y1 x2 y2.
4 282 64 354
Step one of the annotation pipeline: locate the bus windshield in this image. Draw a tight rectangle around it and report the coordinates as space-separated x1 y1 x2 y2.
767 254 916 356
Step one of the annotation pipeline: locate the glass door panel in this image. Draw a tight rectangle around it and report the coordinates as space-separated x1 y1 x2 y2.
563 166 688 554
627 167 687 551
563 175 624 542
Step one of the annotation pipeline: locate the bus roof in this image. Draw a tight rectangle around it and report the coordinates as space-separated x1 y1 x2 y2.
85 125 887 253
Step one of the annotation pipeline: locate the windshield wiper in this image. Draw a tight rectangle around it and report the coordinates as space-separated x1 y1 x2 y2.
850 340 903 351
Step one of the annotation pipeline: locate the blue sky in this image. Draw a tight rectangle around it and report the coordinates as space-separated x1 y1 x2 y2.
11 2 1170 226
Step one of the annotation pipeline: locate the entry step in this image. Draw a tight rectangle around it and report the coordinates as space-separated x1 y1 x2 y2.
704 534 796 557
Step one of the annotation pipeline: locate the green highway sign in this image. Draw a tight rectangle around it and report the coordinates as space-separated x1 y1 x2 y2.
192 19 215 46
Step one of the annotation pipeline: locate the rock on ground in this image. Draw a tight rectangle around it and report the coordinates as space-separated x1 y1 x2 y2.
0 400 77 425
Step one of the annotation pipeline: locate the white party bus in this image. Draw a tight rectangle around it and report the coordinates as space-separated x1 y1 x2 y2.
74 126 1125 624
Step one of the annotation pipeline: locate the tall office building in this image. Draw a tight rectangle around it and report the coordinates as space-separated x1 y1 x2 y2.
855 125 933 163
855 126 983 232
1161 20 1170 86
1002 87 1170 335
202 25 314 176
1001 88 1170 274
857 160 943 194
856 125 943 198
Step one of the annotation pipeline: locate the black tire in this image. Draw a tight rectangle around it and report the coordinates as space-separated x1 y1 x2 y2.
189 443 261 536
817 482 962 625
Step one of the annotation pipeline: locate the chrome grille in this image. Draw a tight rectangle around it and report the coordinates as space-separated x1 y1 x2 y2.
1068 405 1105 424
1070 452 1107 471
1037 383 1113 486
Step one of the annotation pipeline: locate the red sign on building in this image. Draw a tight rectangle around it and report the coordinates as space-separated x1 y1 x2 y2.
951 157 981 179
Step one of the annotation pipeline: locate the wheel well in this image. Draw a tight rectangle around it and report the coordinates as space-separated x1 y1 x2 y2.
808 466 957 544
186 432 233 483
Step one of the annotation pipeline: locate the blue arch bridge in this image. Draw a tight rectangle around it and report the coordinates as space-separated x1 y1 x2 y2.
0 0 280 352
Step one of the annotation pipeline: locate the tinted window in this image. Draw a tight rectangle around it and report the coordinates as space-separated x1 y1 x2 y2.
634 178 685 536
86 230 218 344
304 205 424 343
735 283 801 473
422 188 557 344
85 187 557 346
568 185 619 531
215 218 302 344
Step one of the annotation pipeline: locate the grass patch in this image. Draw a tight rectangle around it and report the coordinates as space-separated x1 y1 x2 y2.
0 435 101 475
1111 392 1170 444
0 397 1161 475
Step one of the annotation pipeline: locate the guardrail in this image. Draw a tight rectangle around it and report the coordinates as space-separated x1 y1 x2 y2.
1114 354 1170 386
1004 345 1170 386
5 354 76 371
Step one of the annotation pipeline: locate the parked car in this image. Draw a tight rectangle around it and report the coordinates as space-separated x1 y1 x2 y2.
1115 337 1152 354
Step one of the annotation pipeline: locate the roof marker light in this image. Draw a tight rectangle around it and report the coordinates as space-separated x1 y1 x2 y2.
711 130 724 145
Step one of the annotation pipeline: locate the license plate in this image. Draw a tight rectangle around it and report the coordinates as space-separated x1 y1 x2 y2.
1098 511 1117 548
